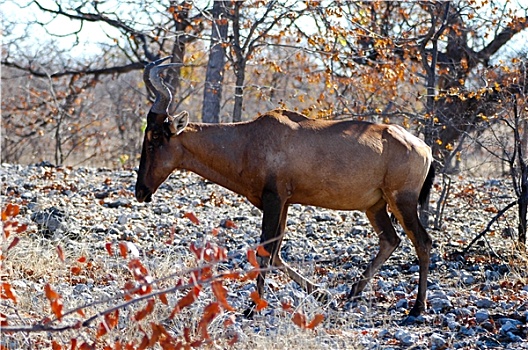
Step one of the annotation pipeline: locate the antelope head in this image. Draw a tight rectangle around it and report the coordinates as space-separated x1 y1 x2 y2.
135 58 189 203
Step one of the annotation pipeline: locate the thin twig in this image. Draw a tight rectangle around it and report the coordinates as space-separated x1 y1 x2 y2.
461 200 517 255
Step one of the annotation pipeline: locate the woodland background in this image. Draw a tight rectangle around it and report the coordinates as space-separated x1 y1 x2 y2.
2 0 526 171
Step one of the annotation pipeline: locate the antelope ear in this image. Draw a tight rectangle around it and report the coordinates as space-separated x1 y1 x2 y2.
165 111 189 136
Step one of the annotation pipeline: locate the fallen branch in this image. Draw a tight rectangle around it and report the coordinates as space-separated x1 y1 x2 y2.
461 200 517 255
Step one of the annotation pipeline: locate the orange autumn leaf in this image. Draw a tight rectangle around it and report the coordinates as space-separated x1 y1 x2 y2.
189 242 202 260
76 309 86 317
51 340 63 350
241 269 259 281
134 299 155 321
281 300 293 312
170 286 201 318
158 293 169 305
198 302 221 340
250 291 268 311
0 312 8 326
138 334 149 350
105 310 119 330
306 314 325 329
2 203 20 220
77 256 87 263
7 237 20 251
211 280 235 311
51 299 64 320
227 334 239 346
1 283 17 304
105 242 114 256
70 338 78 350
211 227 220 236
70 266 82 275
57 245 65 262
256 245 270 257
78 342 94 350
223 219 237 229
292 312 307 328
96 322 109 338
224 314 236 327
44 283 60 301
118 242 128 259
247 249 259 268
184 212 200 225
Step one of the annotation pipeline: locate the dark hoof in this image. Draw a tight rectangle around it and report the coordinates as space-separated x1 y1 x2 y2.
243 302 256 319
408 302 425 318
400 315 417 326
400 314 425 326
346 285 360 300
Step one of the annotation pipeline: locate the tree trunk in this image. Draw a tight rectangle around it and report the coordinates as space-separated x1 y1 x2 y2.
202 1 229 123
233 61 246 122
518 173 527 244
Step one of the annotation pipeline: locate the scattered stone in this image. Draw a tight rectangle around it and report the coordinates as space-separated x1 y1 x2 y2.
475 310 490 323
394 329 417 346
475 298 494 309
30 206 67 238
430 333 447 349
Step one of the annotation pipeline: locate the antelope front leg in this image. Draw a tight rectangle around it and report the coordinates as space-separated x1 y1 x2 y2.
256 190 286 297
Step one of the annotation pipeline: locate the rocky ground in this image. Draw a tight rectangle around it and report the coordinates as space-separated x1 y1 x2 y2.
1 162 527 349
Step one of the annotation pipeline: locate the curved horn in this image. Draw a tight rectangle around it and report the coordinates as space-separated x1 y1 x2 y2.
143 56 182 114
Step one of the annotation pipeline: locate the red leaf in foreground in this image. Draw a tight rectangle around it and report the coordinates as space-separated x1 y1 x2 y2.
250 291 268 311
242 269 259 281
0 312 8 326
105 310 119 330
105 242 114 256
247 249 259 268
184 212 200 225
281 300 293 312
138 334 149 350
7 237 20 250
170 286 201 318
158 293 168 305
51 340 63 350
1 283 17 304
70 338 78 350
118 242 128 259
57 245 65 262
134 299 156 321
211 280 235 311
44 283 60 301
198 302 221 340
223 219 237 229
96 322 109 338
256 245 270 257
306 314 325 329
291 312 307 329
51 299 64 320
78 342 95 350
2 203 20 220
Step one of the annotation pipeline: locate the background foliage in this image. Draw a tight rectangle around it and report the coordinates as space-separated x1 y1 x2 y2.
2 0 526 171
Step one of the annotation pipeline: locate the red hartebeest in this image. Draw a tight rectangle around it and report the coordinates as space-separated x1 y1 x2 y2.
135 58 435 318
